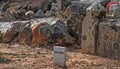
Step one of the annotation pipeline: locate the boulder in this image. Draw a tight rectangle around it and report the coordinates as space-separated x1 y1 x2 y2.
27 4 39 13
4 11 16 21
97 19 120 60
67 14 84 47
14 4 22 10
35 10 44 18
17 9 26 20
44 11 52 17
18 22 32 46
40 0 52 13
25 11 35 19
21 2 29 11
0 2 9 12
2 22 21 43
49 20 74 45
81 11 99 54
50 3 59 16
32 22 49 47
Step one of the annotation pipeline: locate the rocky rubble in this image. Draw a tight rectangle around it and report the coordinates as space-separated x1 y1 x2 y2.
0 0 59 21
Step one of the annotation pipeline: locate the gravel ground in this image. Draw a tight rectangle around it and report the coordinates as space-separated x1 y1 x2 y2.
0 44 119 69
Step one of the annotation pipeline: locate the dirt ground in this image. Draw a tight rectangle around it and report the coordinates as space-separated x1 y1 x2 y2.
0 44 119 69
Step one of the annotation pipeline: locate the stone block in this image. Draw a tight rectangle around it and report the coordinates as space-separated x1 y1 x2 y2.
97 19 120 59
81 13 99 54
53 46 66 67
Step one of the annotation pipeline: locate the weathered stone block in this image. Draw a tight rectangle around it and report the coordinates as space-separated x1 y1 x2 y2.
81 13 98 54
97 19 120 59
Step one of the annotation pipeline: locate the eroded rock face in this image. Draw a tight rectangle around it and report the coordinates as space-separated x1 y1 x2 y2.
35 10 44 18
86 1 106 19
0 2 10 12
27 4 39 13
66 14 84 47
18 22 32 46
97 19 120 60
2 22 21 43
17 9 26 20
81 13 99 54
5 11 16 21
32 22 49 47
40 0 52 13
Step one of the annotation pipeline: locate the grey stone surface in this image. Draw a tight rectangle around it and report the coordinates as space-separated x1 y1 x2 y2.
53 46 66 67
35 10 44 18
5 12 16 21
0 3 9 12
14 4 22 10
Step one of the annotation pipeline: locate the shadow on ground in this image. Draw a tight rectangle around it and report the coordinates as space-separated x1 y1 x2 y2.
0 57 12 64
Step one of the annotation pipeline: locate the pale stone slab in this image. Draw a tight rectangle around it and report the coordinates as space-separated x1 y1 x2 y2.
53 46 66 67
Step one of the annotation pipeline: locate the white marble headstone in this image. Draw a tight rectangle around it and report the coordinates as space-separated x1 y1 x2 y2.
53 46 66 67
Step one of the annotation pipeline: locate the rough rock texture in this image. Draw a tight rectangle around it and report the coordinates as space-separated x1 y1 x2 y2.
2 22 21 43
97 19 120 59
63 6 72 21
32 23 48 47
18 22 32 46
0 2 10 12
35 10 44 18
67 14 84 47
0 0 53 21
40 0 52 13
50 20 74 46
5 11 16 21
81 11 99 54
27 4 39 13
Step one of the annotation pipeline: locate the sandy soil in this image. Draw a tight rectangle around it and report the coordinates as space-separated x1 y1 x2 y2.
0 44 119 69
